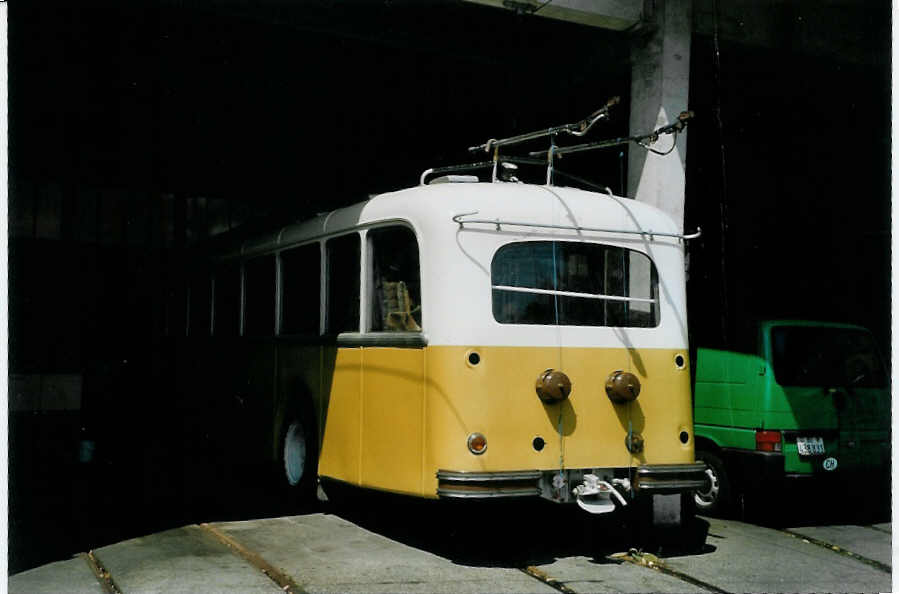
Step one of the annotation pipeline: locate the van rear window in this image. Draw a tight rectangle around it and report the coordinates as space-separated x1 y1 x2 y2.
491 241 659 327
771 327 887 388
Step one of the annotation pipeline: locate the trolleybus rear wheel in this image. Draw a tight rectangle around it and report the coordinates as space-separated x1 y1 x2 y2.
280 416 316 504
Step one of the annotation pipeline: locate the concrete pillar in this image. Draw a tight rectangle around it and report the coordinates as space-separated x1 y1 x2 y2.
627 0 691 232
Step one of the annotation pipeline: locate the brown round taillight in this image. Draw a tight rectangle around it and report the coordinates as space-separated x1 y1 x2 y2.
467 432 487 455
605 370 641 403
535 369 572 403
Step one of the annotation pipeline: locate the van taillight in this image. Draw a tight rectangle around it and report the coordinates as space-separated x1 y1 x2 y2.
755 430 782 452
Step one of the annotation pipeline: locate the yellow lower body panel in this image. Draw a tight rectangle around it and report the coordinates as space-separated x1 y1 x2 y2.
317 344 695 499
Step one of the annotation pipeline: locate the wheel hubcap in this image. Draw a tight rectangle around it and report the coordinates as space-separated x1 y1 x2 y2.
694 464 720 507
284 421 307 486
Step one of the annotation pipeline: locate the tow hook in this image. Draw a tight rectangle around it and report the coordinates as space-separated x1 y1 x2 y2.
572 474 629 514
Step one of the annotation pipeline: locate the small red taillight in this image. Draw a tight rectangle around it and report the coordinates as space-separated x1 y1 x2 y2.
755 430 782 452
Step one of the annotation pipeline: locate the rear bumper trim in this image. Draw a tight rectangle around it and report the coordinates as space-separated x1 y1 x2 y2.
634 462 709 494
436 469 542 499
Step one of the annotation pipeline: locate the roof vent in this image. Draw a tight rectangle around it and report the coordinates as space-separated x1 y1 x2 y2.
429 175 480 185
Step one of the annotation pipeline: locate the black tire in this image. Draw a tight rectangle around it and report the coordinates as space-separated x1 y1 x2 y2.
279 415 317 505
693 450 731 517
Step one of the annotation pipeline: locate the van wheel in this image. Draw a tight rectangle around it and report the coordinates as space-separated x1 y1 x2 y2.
281 417 316 504
694 451 730 516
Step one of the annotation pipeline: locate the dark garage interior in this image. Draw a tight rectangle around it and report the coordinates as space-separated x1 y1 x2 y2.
7 0 890 574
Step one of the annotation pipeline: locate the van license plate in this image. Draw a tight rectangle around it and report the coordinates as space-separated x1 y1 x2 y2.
796 437 825 456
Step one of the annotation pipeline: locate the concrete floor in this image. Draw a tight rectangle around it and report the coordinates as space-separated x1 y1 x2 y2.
10 507 892 594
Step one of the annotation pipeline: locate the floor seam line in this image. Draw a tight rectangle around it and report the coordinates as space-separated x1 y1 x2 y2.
780 528 892 573
79 551 122 594
199 522 307 593
520 565 578 594
607 552 733 594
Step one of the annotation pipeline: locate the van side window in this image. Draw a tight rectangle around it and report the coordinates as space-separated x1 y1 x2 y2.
244 255 276 336
326 234 360 333
491 241 660 328
188 270 212 336
368 227 422 332
771 326 887 388
281 243 321 335
213 264 241 336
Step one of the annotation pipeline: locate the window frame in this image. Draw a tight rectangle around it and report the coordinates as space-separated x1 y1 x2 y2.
489 239 661 328
364 224 423 334
242 253 278 337
324 231 363 335
211 262 242 337
277 240 324 337
216 220 424 344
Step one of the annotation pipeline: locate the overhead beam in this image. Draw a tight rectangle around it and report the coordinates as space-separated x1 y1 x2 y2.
462 0 643 31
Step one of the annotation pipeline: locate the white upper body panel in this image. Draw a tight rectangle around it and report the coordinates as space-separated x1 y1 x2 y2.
236 182 689 350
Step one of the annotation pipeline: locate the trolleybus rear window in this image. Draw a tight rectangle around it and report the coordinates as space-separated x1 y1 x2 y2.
491 241 659 327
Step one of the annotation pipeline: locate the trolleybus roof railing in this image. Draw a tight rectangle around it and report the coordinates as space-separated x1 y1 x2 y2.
451 211 702 242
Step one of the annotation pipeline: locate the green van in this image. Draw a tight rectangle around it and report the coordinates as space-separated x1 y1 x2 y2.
692 320 890 515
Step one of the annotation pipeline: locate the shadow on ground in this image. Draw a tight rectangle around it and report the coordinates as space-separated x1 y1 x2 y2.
322 487 715 568
10 409 886 575
710 483 891 528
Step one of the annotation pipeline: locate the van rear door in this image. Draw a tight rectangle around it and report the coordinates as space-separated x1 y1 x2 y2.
765 323 889 472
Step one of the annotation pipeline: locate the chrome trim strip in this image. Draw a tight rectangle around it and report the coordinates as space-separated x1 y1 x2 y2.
634 463 710 493
437 488 541 499
492 284 657 304
634 479 710 492
335 332 427 348
436 470 542 482
636 463 708 476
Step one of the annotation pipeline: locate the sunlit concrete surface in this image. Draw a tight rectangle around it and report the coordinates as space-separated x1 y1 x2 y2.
6 556 106 594
212 514 558 593
662 517 891 594
785 524 892 568
90 525 283 593
9 512 892 594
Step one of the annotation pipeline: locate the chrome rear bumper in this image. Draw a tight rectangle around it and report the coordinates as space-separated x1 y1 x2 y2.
633 463 710 494
436 470 541 498
437 463 709 500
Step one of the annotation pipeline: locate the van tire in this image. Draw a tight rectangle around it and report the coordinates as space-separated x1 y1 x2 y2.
693 451 731 516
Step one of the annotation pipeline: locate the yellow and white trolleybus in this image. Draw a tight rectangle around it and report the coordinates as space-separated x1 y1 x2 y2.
206 106 707 530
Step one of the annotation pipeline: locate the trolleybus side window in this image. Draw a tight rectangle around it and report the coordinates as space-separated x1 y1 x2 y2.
213 264 241 336
368 226 422 332
491 241 660 328
280 243 322 335
326 233 360 333
163 277 187 337
244 255 276 336
188 269 212 336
